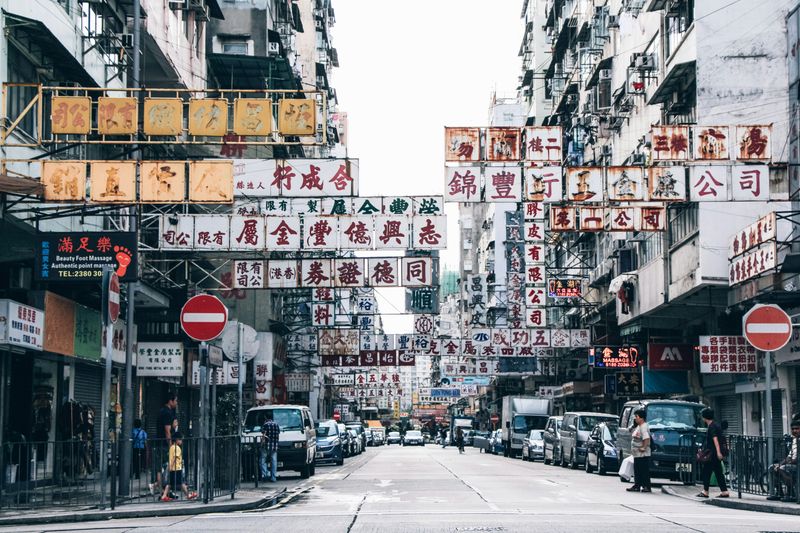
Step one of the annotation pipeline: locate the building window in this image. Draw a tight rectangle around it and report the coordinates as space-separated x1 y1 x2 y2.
664 0 694 59
6 47 38 140
669 204 698 247
637 232 663 267
222 41 249 55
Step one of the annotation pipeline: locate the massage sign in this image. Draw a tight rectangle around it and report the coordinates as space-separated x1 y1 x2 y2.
36 232 138 281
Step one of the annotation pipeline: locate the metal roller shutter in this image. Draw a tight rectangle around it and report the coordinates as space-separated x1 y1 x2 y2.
771 392 784 439
716 395 742 435
74 363 103 413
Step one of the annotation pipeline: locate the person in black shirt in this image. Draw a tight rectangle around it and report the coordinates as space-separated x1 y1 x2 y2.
697 408 730 498
150 394 178 495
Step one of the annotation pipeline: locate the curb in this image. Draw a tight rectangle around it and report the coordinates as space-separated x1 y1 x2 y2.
661 485 800 516
0 488 286 527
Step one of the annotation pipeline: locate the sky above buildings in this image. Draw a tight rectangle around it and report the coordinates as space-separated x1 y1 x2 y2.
333 1 522 332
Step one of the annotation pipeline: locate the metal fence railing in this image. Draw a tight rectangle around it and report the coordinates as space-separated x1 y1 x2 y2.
679 433 799 503
1 436 241 511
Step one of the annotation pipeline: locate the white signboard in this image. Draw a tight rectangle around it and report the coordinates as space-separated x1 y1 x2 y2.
0 300 44 351
698 336 757 373
332 373 355 386
233 159 359 197
137 342 184 377
286 372 312 392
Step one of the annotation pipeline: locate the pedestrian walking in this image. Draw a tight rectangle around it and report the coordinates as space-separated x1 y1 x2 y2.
456 427 465 454
440 427 448 448
627 408 652 493
697 408 730 498
261 415 280 482
149 394 177 495
131 418 147 478
160 432 197 501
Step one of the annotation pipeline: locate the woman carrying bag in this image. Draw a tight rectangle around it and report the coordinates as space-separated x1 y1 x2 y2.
697 408 730 498
627 409 652 493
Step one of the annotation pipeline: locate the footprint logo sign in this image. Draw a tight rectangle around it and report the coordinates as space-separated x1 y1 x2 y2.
114 245 133 277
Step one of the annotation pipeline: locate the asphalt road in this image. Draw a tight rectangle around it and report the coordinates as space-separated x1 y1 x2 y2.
4 444 800 532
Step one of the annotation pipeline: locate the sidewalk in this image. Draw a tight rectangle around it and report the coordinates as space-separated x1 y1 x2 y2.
0 482 286 527
662 483 800 516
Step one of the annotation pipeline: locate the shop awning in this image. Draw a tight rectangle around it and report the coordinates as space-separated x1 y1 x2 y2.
648 60 696 105
3 13 99 87
0 173 43 196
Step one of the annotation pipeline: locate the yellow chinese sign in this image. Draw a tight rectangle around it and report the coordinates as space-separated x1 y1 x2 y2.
89 161 136 203
41 161 86 201
278 99 316 136
233 98 271 136
97 97 138 135
51 97 91 135
140 162 186 203
143 98 183 136
188 99 228 136
189 161 233 202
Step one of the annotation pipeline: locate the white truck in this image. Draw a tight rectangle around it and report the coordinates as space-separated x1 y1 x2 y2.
501 396 552 457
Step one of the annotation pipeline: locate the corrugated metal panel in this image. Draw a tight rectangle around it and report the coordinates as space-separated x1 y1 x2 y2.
716 395 742 435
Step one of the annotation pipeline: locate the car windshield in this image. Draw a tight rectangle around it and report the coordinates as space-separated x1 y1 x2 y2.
406 431 422 437
244 408 303 433
389 432 400 437
603 425 618 441
316 422 337 437
646 404 706 431
528 430 545 440
347 426 362 434
578 415 617 431
513 415 548 432
476 431 489 437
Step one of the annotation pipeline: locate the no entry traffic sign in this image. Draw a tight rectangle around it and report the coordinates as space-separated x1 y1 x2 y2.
107 272 120 324
181 294 228 342
743 304 793 352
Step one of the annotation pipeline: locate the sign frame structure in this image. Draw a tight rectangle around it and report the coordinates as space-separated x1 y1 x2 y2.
180 294 229 342
743 304 793 352
0 84 329 147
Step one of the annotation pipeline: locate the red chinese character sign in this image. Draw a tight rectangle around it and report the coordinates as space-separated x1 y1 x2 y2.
487 128 521 161
566 167 603 202
648 167 686 201
698 336 757 373
694 126 730 160
525 127 562 162
732 165 769 201
445 166 482 202
651 126 690 161
525 166 562 202
736 125 771 161
445 127 481 162
233 159 359 197
689 166 728 201
412 216 447 250
484 166 522 202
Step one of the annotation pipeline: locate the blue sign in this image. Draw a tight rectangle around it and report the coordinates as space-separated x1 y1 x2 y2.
430 388 461 399
604 374 617 395
441 376 490 386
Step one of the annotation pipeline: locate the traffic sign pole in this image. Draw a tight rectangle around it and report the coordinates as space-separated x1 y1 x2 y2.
99 269 115 508
742 304 793 498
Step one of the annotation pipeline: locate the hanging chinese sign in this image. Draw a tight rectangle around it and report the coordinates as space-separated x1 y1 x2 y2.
698 336 758 373
9 87 328 147
547 278 583 298
36 232 138 281
159 215 447 251
136 342 184 377
591 346 641 368
728 211 780 286
233 159 359 197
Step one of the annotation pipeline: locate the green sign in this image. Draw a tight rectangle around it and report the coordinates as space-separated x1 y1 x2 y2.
74 305 101 360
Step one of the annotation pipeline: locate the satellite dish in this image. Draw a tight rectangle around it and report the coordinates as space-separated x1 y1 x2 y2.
221 321 260 362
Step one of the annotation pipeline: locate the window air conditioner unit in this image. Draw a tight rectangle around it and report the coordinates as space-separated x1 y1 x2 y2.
168 0 185 10
599 68 612 80
635 54 656 70
315 19 324 30
608 15 619 28
117 33 133 48
268 42 280 55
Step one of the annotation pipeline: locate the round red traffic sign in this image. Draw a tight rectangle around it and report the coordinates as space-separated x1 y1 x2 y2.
180 294 228 342
108 273 120 324
490 414 499 423
333 412 341 421
743 304 793 352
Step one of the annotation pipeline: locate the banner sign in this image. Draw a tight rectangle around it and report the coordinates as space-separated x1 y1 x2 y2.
729 212 776 259
285 372 312 392
0 300 44 351
191 361 246 386
729 242 777 286
234 159 359 197
616 372 642 395
647 343 694 371
430 388 461 399
136 342 184 377
547 278 583 298
160 214 447 251
332 373 356 386
232 257 434 289
236 194 443 216
37 231 138 281
698 336 757 373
